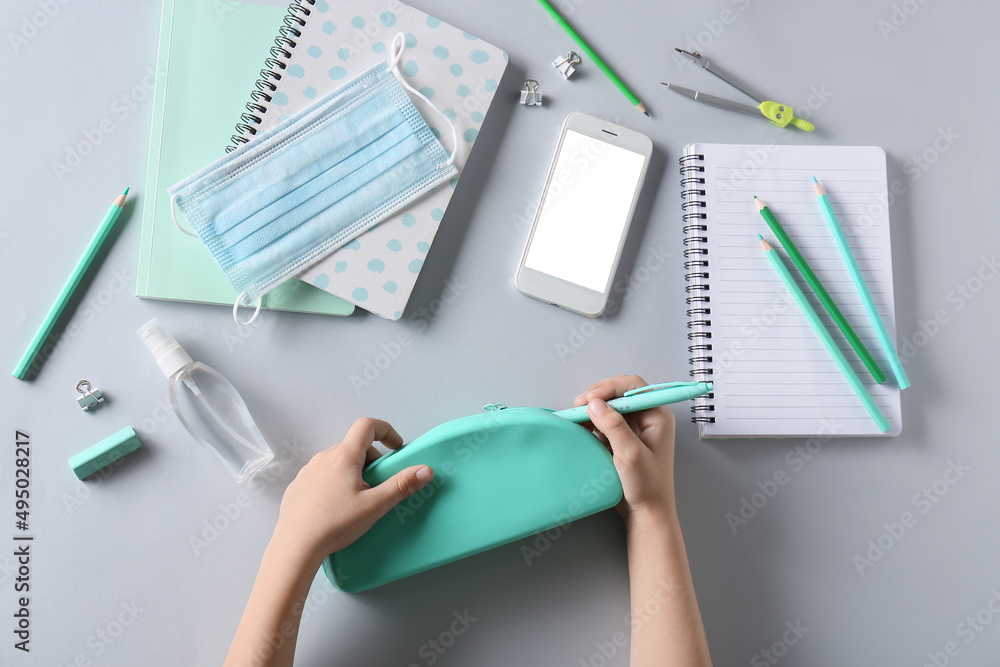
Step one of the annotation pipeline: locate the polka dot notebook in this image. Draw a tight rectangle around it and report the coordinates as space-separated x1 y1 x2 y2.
233 0 508 320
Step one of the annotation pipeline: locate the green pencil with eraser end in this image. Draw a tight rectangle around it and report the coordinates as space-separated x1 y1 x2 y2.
759 235 890 433
754 196 886 384
812 178 910 390
12 187 129 380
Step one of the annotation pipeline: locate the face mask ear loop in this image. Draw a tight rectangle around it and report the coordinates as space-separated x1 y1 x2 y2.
388 32 459 169
233 290 263 327
170 193 199 238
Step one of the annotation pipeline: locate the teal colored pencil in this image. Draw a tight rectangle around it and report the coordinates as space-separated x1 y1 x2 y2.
813 178 910 390
12 188 129 380
760 235 890 433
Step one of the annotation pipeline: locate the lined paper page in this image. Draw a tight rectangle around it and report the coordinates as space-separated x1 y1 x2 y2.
691 144 902 438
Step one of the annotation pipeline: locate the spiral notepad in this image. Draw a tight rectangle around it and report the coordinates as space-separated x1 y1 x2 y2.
227 0 507 319
680 144 903 438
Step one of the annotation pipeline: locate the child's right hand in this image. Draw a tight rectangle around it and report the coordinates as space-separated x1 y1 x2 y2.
574 375 678 525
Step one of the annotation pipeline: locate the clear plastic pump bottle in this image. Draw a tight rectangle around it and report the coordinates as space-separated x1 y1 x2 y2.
137 318 274 481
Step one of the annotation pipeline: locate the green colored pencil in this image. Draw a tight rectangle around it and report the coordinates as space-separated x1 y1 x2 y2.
754 196 885 384
535 0 648 115
760 235 890 433
814 178 909 389
12 188 129 380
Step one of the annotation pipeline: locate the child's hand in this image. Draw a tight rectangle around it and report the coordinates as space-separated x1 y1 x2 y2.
575 375 677 525
273 417 434 565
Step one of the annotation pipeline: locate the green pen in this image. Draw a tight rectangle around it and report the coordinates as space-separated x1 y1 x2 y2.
13 188 129 380
760 235 890 433
755 196 886 384
553 381 713 423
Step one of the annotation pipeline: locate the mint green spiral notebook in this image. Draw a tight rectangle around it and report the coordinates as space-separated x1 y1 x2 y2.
136 0 354 316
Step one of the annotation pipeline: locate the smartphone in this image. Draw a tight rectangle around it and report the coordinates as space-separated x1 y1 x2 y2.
515 112 652 316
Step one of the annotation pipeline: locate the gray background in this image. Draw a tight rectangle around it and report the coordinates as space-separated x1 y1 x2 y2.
2 0 999 665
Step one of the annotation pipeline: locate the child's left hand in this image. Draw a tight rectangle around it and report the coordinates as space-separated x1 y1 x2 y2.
274 417 434 565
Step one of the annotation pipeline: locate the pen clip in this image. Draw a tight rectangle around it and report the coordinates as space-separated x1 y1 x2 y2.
624 381 697 397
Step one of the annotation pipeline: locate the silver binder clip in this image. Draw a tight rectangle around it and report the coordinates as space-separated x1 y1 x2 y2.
552 51 581 79
519 79 542 106
76 380 105 411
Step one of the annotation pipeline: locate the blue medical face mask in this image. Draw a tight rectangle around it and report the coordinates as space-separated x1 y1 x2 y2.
169 34 458 324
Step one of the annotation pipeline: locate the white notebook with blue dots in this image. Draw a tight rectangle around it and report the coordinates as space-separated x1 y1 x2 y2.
233 0 508 319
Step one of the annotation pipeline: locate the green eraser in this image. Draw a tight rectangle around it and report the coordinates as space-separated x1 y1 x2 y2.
68 427 142 480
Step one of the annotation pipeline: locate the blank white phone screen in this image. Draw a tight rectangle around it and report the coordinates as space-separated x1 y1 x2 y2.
524 129 646 292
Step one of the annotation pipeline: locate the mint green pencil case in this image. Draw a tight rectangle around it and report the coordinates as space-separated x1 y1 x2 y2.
323 405 622 593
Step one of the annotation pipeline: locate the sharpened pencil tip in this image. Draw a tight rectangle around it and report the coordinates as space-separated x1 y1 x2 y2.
757 233 764 241
760 236 773 252
755 197 766 210
813 178 825 196
122 187 129 196
811 176 817 183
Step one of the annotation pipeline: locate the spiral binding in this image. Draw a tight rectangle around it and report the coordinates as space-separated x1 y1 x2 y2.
226 0 316 153
679 151 715 424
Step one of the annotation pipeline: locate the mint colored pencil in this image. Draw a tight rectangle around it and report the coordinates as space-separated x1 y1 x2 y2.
813 178 909 389
760 235 890 433
535 0 648 115
12 188 129 380
755 196 886 384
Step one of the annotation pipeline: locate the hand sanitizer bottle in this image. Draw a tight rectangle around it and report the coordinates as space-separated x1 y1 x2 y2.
137 318 274 481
